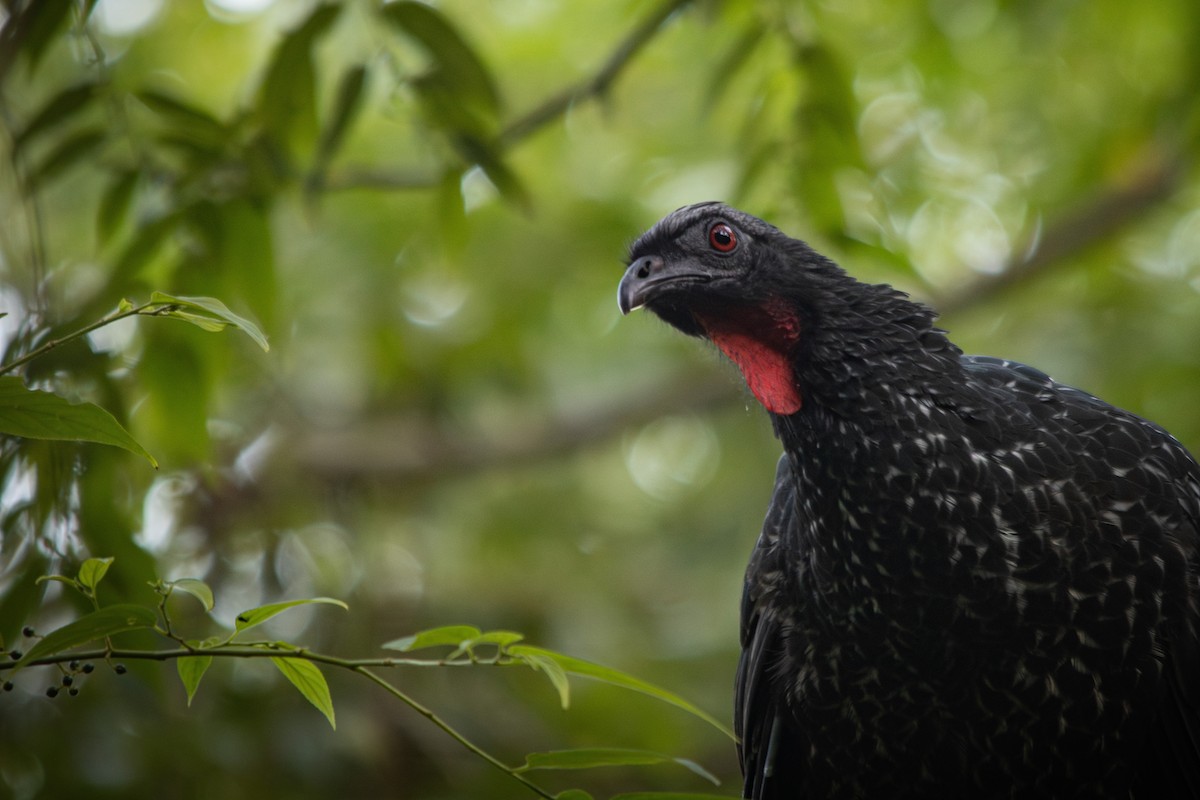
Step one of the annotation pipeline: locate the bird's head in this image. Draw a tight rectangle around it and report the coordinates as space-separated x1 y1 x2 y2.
618 202 948 418
618 202 845 415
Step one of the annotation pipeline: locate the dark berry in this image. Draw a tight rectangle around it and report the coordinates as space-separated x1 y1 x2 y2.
8 650 22 661
22 626 35 638
61 675 73 687
68 687 80 697
114 664 127 675
46 686 58 698
82 663 95 674
3 681 13 692
68 660 80 671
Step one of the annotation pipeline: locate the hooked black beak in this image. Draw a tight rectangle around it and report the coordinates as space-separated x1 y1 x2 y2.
617 255 710 315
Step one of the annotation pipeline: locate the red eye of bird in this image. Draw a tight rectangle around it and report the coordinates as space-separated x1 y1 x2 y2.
709 223 737 252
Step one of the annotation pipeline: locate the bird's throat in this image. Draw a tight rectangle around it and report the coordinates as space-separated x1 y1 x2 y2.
697 303 803 415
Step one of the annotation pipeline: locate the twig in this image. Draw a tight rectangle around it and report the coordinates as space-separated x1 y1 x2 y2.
324 0 697 193
1 645 553 799
284 148 1189 483
935 149 1184 316
0 300 184 377
355 666 557 800
499 0 697 147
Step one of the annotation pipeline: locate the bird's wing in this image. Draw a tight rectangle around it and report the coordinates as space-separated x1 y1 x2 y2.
962 355 1200 796
735 455 807 799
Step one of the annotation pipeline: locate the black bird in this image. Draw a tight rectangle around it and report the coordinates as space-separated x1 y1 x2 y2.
618 202 1200 798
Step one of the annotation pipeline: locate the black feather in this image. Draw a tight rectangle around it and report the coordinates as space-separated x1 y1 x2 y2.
622 203 1200 798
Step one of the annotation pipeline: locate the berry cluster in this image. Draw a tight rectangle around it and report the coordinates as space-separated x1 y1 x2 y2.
1 626 126 698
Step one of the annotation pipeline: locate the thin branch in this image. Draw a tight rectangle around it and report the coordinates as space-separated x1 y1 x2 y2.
1 644 555 798
499 0 697 147
355 666 557 800
0 646 505 672
290 369 739 482
324 0 696 193
283 148 1189 484
0 300 181 376
936 148 1186 316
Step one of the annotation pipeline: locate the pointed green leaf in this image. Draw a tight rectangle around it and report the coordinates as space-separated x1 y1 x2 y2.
108 214 178 284
468 630 524 649
382 624 482 652
97 170 139 244
136 89 228 150
611 794 735 800
555 792 594 800
148 292 270 352
314 65 368 169
511 647 571 709
34 574 79 591
270 656 336 729
452 135 530 211
506 645 735 740
6 0 73 76
11 604 158 672
0 377 158 467
25 127 107 188
77 557 114 593
169 578 215 612
518 748 719 784
14 81 103 152
234 596 348 635
382 2 499 115
177 654 212 706
258 4 342 150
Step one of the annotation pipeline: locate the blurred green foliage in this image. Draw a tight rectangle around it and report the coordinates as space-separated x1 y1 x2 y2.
1 0 1198 797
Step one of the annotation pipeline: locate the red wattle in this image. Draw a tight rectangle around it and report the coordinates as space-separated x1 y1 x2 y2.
698 304 803 415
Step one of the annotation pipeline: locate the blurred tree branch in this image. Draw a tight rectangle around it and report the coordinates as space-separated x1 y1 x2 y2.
289 145 1190 483
497 0 696 147
936 147 1187 316
323 0 696 193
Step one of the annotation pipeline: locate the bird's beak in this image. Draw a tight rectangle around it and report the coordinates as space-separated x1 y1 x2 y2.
617 255 709 315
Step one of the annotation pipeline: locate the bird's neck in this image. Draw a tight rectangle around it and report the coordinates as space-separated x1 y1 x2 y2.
695 300 804 415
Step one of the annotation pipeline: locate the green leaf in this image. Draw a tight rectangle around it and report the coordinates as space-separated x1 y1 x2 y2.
148 292 270 352
25 127 107 188
381 624 482 652
511 647 572 709
270 656 336 729
382 1 500 115
518 749 719 784
169 578 215 612
177 654 212 706
314 64 368 170
555 792 594 800
14 81 103 153
452 135 530 212
109 214 179 285
136 89 228 151
611 794 735 800
97 170 139 245
258 4 342 152
469 630 525 649
4 0 73 76
505 645 735 740
0 377 158 467
77 557 114 593
11 604 158 672
34 574 79 591
234 596 348 635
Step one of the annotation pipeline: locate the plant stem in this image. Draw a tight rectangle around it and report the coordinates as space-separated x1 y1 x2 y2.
0 301 156 377
354 666 557 800
0 645 552 798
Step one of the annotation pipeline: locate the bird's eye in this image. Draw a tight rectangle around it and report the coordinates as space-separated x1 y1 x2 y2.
709 223 737 253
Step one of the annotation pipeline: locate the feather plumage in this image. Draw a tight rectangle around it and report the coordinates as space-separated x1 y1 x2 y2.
620 203 1200 798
